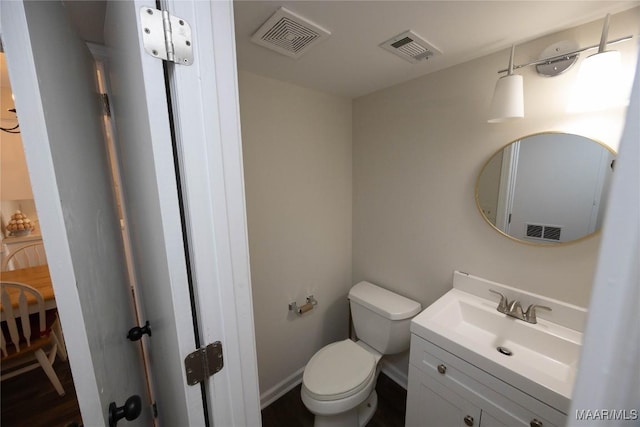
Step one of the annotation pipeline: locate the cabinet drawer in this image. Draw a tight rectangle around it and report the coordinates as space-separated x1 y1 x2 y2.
407 364 482 427
409 334 564 427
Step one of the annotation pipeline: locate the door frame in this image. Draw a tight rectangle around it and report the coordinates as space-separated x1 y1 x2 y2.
495 140 519 234
0 0 261 425
568 55 640 424
162 1 261 424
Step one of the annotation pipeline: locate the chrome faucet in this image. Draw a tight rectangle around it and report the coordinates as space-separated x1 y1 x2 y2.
489 290 551 324
507 300 524 319
489 289 509 313
523 304 552 324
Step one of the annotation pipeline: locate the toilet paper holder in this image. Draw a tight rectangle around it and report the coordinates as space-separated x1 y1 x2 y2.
289 295 318 315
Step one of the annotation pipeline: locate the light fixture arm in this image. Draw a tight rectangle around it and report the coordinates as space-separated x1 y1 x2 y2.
598 14 610 54
491 13 628 120
497 34 632 74
507 45 515 75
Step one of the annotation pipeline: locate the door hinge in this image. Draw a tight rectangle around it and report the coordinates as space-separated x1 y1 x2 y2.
184 341 223 386
139 7 193 66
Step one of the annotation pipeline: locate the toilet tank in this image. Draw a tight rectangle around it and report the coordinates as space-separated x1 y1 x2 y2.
348 281 421 355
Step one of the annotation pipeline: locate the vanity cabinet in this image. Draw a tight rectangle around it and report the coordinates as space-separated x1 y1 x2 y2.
407 364 482 427
406 335 564 427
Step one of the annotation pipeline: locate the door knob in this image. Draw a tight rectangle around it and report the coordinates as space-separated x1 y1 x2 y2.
109 395 142 427
127 321 152 341
464 415 474 426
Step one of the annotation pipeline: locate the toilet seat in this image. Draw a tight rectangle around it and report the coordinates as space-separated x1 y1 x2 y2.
302 339 376 401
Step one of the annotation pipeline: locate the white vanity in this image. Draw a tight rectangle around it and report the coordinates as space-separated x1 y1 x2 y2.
406 271 586 427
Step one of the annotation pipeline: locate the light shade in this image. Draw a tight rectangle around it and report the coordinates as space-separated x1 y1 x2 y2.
488 74 524 123
567 50 625 112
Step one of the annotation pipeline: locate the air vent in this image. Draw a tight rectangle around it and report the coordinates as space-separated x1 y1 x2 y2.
526 224 562 242
380 30 441 64
526 224 543 239
543 226 562 241
251 7 331 59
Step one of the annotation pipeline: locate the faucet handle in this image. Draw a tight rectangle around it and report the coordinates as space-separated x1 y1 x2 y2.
524 304 551 324
489 289 509 313
508 300 524 318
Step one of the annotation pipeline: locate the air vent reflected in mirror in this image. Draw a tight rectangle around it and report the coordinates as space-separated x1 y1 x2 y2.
526 223 562 242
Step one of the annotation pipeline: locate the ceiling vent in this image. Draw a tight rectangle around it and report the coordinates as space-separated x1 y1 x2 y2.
251 7 331 59
380 30 441 64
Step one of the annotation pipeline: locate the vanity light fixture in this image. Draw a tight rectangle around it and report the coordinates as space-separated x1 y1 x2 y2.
488 14 633 122
488 45 524 123
568 14 625 112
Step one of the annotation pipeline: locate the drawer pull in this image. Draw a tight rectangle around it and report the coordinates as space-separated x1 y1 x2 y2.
464 415 474 426
530 419 543 427
437 364 447 374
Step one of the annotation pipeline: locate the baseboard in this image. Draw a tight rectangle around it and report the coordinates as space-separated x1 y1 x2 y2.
260 366 305 409
380 360 408 390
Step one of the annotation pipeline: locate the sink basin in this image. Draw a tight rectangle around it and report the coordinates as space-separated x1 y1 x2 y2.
411 273 584 413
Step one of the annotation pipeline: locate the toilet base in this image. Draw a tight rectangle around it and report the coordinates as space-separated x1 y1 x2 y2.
312 391 378 427
357 390 378 426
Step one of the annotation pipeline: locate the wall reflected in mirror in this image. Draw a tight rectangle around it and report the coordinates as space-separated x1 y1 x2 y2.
476 133 615 245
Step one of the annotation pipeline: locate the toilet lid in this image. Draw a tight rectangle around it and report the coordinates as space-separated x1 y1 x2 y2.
303 339 376 401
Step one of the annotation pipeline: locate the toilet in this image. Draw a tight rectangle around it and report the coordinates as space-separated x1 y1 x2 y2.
301 281 421 427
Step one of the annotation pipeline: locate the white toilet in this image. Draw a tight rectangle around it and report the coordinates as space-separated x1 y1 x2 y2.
301 281 421 427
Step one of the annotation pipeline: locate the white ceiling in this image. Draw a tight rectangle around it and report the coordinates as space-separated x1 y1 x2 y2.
234 1 640 98
1 1 638 101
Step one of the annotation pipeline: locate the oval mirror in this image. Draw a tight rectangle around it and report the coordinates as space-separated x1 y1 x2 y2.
475 133 616 245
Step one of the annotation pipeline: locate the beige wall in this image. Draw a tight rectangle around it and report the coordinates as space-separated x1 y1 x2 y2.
238 8 638 397
1 54 36 233
238 71 353 398
0 129 33 202
353 9 639 312
1 83 33 202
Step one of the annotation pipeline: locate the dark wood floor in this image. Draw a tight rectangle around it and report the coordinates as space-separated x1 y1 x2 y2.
262 373 407 427
2 360 405 427
1 358 83 427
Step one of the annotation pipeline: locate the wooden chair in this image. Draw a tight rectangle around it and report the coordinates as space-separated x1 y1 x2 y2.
2 242 48 271
1 281 65 396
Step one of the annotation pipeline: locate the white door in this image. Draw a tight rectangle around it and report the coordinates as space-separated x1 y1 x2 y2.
0 1 205 425
157 1 262 424
103 1 206 425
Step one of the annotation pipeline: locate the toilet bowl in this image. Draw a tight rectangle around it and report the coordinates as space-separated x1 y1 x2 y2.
301 282 421 427
301 339 381 426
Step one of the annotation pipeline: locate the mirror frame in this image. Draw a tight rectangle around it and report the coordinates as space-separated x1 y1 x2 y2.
475 131 616 246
